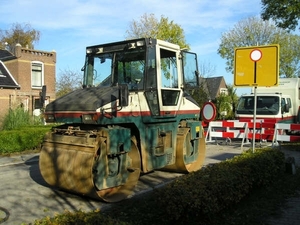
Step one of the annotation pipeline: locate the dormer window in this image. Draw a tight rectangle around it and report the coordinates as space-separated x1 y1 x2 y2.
31 62 44 88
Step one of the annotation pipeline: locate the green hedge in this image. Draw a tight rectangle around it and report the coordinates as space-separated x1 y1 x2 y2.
0 126 52 154
31 148 285 225
33 210 128 225
154 148 285 222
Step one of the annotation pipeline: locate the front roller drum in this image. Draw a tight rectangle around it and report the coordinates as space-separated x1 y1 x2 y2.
39 135 141 202
96 138 141 202
164 127 206 173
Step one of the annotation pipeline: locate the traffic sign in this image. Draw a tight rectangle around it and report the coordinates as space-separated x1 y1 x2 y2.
234 45 279 87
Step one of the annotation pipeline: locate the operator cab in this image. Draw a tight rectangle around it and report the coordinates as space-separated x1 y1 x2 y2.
82 38 199 116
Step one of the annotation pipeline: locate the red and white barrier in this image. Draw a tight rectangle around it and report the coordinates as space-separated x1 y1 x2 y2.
272 123 300 146
205 120 251 147
205 120 300 147
205 120 277 147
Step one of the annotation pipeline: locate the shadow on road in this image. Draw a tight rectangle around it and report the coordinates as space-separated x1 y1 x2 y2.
208 152 240 161
25 156 50 187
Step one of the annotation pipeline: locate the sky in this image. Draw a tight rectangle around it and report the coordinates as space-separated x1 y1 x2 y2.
0 0 263 95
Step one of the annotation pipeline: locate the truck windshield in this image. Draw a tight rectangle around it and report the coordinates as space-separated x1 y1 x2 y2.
83 48 146 89
236 96 280 115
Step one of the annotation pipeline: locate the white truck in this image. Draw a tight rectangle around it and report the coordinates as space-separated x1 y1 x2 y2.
235 78 300 126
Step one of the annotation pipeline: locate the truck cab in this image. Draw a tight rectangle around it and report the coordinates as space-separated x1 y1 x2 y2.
235 78 300 124
235 93 293 123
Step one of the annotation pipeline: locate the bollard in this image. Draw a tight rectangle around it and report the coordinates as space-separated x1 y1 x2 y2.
285 157 296 175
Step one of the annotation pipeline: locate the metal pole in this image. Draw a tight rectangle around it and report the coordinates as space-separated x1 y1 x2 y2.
252 86 257 153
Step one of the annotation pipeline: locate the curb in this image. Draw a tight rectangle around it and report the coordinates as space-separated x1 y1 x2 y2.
0 153 39 167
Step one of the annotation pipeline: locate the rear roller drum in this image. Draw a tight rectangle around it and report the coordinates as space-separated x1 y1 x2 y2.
39 134 141 202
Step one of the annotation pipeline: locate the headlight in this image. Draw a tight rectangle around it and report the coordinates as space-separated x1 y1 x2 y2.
82 114 97 124
136 40 144 46
45 114 55 122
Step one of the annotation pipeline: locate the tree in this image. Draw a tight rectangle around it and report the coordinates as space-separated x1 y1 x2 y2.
218 16 300 78
126 15 220 108
191 61 216 108
199 61 216 78
190 81 210 110
215 93 232 120
125 13 190 49
56 69 82 98
0 23 40 53
261 0 300 31
226 84 238 118
214 84 238 120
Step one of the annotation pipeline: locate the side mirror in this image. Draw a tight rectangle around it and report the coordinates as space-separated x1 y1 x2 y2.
284 104 289 112
281 103 289 114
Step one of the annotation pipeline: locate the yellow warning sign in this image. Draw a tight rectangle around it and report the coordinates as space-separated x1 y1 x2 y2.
234 45 279 87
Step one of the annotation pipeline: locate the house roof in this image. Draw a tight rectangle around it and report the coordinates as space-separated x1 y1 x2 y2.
200 76 226 100
0 49 16 61
206 76 225 100
0 60 20 89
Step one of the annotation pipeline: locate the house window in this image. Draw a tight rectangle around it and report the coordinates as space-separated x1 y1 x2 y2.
34 97 43 109
220 88 228 95
32 62 43 88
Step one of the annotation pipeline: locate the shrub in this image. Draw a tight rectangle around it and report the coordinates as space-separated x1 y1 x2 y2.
154 148 285 222
33 210 129 225
0 126 51 154
1 107 44 130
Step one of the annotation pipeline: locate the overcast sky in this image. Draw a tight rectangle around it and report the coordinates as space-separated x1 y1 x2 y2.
1 0 263 95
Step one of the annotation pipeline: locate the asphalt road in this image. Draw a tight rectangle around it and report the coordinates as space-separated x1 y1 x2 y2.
0 142 245 225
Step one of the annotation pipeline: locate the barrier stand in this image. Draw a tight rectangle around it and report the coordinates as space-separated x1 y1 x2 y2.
246 121 264 148
272 123 300 148
239 120 277 142
259 122 277 142
205 120 251 149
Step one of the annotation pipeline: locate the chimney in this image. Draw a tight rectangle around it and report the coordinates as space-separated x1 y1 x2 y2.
15 43 22 58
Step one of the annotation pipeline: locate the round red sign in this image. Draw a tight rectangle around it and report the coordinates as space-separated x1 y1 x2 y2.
250 49 262 62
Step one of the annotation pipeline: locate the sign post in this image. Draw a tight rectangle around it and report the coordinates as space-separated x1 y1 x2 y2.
249 49 262 153
234 45 279 152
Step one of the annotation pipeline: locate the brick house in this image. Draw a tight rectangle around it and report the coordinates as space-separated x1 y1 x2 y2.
0 44 56 119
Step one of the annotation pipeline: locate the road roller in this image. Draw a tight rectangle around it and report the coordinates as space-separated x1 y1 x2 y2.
40 38 206 202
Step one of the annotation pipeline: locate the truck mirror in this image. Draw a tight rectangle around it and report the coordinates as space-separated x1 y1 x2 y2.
284 104 289 113
281 103 289 113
